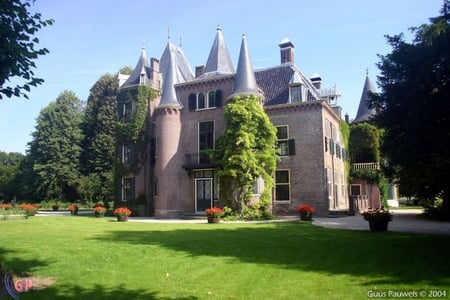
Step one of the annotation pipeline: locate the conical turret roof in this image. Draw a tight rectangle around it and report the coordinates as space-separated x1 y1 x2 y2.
121 46 152 87
200 26 235 78
159 41 194 108
230 33 260 97
353 72 377 123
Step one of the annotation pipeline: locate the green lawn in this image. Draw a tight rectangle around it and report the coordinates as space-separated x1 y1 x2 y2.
0 215 449 299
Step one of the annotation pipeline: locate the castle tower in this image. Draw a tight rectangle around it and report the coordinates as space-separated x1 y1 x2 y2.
153 41 193 218
230 33 261 98
353 71 377 123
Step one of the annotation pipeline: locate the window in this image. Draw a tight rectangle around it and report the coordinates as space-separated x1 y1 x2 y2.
122 102 132 122
290 85 302 102
275 170 290 201
188 90 223 111
197 92 206 109
208 90 216 107
122 144 132 164
276 126 295 156
121 177 133 202
199 121 214 164
326 168 332 200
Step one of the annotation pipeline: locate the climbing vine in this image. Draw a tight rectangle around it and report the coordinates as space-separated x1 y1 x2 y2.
116 85 157 175
117 85 157 142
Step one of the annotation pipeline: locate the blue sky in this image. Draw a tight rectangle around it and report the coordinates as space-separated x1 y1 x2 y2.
0 0 443 154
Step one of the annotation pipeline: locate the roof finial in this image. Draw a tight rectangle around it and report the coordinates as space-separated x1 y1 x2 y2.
366 68 369 76
168 25 171 41
142 40 145 50
217 24 222 31
179 35 183 48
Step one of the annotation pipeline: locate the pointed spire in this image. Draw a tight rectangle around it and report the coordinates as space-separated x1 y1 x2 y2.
353 71 377 123
230 33 260 97
159 49 181 108
203 25 235 76
121 46 150 87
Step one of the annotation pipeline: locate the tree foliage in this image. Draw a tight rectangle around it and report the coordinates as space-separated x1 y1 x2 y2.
349 123 381 163
28 90 83 201
212 95 278 215
0 151 24 200
0 0 54 99
81 73 118 201
371 2 450 213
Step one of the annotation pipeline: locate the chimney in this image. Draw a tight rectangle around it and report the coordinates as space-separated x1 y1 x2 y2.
195 65 205 78
310 73 322 89
150 57 160 89
278 38 295 64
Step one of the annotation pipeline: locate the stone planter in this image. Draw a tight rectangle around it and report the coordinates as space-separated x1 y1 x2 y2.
94 212 104 218
299 211 313 221
117 215 128 222
368 219 390 231
207 216 221 223
70 210 78 216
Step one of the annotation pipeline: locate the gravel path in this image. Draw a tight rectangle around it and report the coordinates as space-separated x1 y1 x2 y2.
313 209 450 235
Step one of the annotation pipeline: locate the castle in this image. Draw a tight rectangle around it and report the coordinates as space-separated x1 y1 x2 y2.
116 27 348 218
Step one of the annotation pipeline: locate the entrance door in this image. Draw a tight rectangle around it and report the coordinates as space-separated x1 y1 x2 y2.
196 179 212 212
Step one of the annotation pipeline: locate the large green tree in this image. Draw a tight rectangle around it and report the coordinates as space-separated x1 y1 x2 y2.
0 0 53 99
28 90 83 201
80 73 118 201
371 2 450 214
212 95 278 215
0 151 24 200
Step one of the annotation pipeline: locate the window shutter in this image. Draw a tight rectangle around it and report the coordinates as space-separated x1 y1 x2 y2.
216 89 223 107
325 137 328 152
330 139 335 155
130 177 136 201
188 93 196 111
288 139 296 156
118 145 123 164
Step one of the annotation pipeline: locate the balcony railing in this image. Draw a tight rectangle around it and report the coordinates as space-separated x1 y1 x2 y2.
353 162 380 171
182 153 219 174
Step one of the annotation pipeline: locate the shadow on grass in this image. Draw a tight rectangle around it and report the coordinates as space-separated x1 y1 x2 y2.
0 247 49 276
21 284 198 300
92 222 450 286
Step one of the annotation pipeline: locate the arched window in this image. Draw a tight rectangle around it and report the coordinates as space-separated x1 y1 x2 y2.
197 92 206 109
208 90 216 107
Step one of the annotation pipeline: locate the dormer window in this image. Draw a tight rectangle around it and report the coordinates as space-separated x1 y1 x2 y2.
140 73 145 85
290 84 302 103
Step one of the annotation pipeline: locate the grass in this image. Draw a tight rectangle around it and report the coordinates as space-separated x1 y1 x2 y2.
0 215 449 299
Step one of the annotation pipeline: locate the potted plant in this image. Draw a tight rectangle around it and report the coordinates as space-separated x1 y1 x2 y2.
296 204 315 221
19 204 39 218
52 203 59 211
113 207 132 222
67 204 79 215
93 205 107 218
205 207 224 223
362 207 393 231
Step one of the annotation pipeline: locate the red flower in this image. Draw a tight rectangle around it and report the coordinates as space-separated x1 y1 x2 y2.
113 207 132 216
19 204 39 211
1 203 12 210
93 206 107 213
68 204 78 211
296 205 315 213
205 207 224 217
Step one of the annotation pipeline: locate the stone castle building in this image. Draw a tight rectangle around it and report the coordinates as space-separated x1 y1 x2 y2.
117 27 348 217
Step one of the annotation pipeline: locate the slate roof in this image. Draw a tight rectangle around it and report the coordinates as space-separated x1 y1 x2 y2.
199 26 235 79
121 46 153 88
159 41 194 107
255 63 321 106
353 74 376 123
230 33 260 97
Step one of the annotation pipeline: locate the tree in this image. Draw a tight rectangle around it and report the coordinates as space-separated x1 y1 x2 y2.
212 95 278 216
0 151 24 200
349 123 381 163
81 73 118 201
371 2 450 214
28 90 83 201
0 0 54 99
